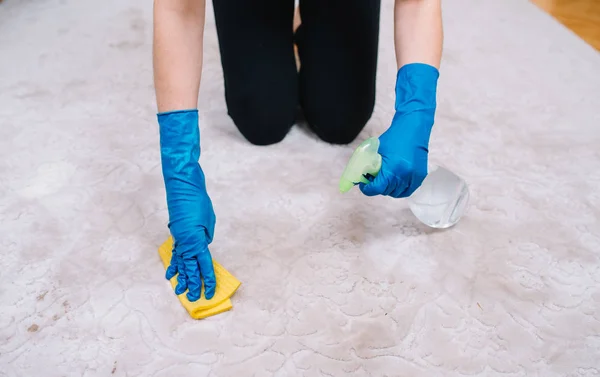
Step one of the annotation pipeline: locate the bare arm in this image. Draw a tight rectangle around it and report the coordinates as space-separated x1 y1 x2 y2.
394 0 443 70
153 0 206 112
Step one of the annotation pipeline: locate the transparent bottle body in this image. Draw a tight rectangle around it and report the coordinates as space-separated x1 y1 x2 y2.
407 164 470 228
339 137 470 228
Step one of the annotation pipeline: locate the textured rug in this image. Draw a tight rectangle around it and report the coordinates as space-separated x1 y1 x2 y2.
1 0 599 376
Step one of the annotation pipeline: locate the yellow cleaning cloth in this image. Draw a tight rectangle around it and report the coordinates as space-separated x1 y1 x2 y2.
158 237 241 319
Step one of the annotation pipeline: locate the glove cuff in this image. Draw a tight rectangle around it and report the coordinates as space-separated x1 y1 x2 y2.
157 109 201 177
157 108 198 117
394 63 439 114
157 109 199 142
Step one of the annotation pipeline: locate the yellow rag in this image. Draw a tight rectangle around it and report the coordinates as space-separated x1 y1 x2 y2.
158 237 241 319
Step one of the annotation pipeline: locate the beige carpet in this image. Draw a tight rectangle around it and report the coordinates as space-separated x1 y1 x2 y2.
1 0 600 376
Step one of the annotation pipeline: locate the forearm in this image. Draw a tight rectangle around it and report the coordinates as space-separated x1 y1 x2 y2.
394 0 443 69
153 0 206 112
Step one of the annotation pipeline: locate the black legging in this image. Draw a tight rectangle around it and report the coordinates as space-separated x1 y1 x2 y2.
212 0 381 145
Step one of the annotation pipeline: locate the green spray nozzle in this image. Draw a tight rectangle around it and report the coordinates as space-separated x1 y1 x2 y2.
339 137 382 193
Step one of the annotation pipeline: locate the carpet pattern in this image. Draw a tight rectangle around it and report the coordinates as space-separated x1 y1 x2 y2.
1 0 599 376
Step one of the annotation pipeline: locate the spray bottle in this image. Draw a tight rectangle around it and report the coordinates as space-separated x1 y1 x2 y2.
339 137 470 228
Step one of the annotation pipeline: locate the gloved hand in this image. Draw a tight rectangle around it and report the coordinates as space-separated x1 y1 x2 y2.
158 109 217 302
359 63 439 198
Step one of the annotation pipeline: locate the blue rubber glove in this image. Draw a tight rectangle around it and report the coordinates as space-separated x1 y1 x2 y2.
360 63 439 198
158 109 217 302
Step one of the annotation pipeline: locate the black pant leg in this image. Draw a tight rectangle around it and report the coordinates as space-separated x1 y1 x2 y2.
213 0 298 146
295 0 381 145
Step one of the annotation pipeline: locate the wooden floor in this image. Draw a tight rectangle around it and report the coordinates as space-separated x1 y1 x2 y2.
293 2 599 52
531 0 600 50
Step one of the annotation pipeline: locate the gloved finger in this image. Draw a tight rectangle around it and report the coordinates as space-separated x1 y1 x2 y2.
359 169 393 197
165 248 179 280
389 175 413 198
165 264 178 280
183 255 202 302
174 253 188 295
363 173 376 183
402 172 427 198
197 251 216 300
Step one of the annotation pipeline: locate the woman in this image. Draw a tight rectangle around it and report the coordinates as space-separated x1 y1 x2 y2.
153 0 443 302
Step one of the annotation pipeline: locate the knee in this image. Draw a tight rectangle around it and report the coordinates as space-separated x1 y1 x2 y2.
317 125 362 145
227 95 296 146
306 101 374 145
236 118 290 146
